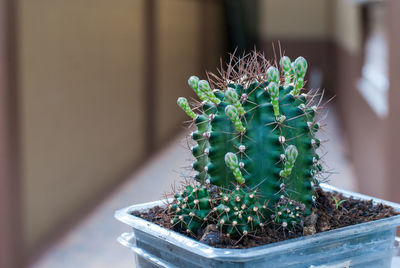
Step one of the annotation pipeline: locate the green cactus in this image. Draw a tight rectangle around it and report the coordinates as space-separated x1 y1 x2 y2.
214 187 269 237
173 51 322 237
273 196 306 229
169 185 213 235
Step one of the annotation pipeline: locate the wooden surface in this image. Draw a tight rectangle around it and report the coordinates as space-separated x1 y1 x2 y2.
0 0 22 267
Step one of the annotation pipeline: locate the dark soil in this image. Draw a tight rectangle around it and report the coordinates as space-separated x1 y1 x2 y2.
132 188 399 249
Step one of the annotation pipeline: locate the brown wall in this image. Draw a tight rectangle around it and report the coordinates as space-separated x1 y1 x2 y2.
155 0 201 147
154 0 226 148
19 0 146 253
260 0 331 40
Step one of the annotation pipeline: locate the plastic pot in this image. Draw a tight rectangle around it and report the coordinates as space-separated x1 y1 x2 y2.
115 184 400 268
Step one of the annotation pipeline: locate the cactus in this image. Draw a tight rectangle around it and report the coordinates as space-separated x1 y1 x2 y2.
214 186 269 237
273 196 306 229
169 185 213 235
171 51 322 237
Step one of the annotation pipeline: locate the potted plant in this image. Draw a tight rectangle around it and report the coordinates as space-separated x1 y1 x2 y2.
115 51 400 268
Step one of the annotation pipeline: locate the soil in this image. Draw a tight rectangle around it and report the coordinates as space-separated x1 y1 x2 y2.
132 188 399 249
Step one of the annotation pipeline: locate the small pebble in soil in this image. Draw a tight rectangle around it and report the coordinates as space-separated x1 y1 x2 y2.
304 212 318 226
303 226 317 236
199 224 221 246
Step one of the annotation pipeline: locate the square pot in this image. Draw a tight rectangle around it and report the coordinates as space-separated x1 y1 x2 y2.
115 184 400 268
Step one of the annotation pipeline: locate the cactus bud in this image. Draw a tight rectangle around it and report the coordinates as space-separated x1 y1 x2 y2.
225 88 245 115
188 76 208 102
198 80 221 104
294 57 307 78
224 152 245 184
267 82 280 117
177 97 197 119
266 66 280 84
225 105 245 133
280 56 293 85
280 145 298 178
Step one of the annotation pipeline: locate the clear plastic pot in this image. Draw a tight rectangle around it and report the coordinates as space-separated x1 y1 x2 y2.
115 184 400 268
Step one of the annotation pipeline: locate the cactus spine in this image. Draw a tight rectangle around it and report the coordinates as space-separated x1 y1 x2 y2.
171 51 322 237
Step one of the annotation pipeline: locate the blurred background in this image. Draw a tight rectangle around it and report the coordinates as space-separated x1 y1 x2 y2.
1 0 400 267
